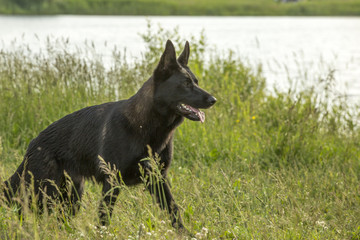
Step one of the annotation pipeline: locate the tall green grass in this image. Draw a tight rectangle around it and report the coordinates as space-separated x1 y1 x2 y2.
0 25 360 239
1 0 360 16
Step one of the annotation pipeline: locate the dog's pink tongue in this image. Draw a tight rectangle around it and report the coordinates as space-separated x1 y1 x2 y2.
198 111 205 123
187 105 205 123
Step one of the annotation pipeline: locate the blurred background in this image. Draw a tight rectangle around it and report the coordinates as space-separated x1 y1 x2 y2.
1 0 359 97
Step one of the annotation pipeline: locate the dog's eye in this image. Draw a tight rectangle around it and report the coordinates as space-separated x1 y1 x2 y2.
185 79 193 88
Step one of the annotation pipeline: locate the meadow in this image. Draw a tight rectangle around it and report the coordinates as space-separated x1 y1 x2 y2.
0 26 360 239
1 0 360 16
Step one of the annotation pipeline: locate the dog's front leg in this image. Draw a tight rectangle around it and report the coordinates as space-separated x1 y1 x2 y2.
98 178 120 225
145 170 184 230
143 144 185 231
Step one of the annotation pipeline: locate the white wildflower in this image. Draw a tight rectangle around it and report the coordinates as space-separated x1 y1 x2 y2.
316 220 328 230
195 232 203 239
201 227 208 235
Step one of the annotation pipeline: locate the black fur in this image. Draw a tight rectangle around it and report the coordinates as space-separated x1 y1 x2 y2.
3 40 216 230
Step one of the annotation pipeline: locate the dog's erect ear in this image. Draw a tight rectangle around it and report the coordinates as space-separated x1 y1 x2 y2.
154 40 178 77
178 41 190 66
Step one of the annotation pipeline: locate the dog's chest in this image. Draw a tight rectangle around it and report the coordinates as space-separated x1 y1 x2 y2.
113 131 173 185
146 127 174 152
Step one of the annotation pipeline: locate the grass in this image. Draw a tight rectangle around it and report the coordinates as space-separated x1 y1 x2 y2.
1 0 360 16
0 25 360 239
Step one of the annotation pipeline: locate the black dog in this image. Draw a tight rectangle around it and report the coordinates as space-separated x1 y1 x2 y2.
3 40 216 230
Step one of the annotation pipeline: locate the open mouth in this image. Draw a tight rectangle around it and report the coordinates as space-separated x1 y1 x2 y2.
177 103 205 123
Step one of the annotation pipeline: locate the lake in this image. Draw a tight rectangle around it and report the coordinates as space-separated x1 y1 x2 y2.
0 16 359 101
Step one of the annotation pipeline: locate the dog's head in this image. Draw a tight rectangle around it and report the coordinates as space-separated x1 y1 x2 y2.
153 40 216 123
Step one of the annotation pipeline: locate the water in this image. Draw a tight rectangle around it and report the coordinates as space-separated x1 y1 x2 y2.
0 15 359 100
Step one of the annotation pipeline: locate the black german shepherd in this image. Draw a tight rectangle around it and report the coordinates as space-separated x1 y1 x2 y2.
3 40 216 230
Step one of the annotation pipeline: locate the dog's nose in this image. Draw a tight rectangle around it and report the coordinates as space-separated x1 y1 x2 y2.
207 96 217 106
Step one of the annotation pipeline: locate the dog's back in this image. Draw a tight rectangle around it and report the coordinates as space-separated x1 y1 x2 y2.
4 102 116 200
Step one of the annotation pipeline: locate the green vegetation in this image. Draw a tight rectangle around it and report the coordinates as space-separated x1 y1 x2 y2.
0 0 360 15
1 25 360 239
